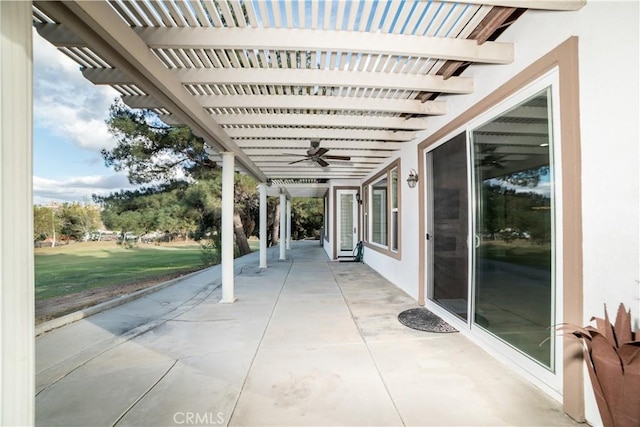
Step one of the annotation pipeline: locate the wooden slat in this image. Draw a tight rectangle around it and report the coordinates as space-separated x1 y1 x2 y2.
229 0 247 28
323 0 332 30
358 1 374 31
284 0 294 28
311 0 319 30
335 0 346 31
393 0 414 34
164 1 188 27
174 1 199 27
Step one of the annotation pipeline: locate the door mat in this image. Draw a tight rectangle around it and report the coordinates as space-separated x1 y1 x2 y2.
398 308 458 333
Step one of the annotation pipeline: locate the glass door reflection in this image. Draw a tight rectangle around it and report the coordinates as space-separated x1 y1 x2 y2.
472 88 555 368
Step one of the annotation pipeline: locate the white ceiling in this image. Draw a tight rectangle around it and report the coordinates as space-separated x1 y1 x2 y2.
32 0 584 197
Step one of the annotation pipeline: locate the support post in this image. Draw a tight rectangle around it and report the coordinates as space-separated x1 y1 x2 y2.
1 2 34 424
220 152 235 303
279 193 286 260
286 199 292 250
258 183 267 269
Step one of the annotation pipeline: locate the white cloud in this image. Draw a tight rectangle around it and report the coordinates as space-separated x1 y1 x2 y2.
33 174 137 205
33 29 120 152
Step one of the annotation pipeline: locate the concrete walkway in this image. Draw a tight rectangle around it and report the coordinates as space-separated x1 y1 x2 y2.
36 240 578 426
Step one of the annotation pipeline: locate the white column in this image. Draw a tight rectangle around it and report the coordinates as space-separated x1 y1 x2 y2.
286 199 292 250
279 193 286 260
1 2 34 425
220 152 235 303
258 183 267 269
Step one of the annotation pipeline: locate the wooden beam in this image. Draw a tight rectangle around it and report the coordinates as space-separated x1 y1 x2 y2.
134 26 514 64
163 113 430 130
83 67 474 94
438 0 586 11
122 94 448 116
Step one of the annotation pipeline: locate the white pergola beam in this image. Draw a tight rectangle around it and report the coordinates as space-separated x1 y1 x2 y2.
236 140 403 150
442 0 585 11
245 148 395 157
212 113 430 130
83 67 474 94
228 128 415 142
268 172 368 178
134 27 513 64
253 156 388 164
123 95 447 116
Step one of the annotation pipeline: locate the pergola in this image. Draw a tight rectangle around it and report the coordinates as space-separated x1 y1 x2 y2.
0 1 586 423
31 0 583 185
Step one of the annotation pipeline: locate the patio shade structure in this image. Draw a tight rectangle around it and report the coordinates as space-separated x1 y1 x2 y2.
32 0 584 196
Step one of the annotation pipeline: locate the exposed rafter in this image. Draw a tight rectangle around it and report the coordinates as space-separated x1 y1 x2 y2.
134 27 514 65
443 0 586 11
226 128 415 142
163 113 429 131
82 67 474 94
122 95 448 116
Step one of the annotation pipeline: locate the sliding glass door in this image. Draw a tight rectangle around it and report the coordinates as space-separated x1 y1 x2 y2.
427 86 557 371
471 88 555 368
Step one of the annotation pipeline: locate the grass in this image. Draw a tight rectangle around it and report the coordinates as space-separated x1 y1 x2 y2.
35 241 205 300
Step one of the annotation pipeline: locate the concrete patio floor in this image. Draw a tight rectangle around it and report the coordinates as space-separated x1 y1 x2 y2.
36 240 578 427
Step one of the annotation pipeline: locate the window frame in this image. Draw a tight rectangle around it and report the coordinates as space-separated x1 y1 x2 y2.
363 158 401 259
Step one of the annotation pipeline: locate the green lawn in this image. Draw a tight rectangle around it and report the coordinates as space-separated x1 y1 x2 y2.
35 241 205 300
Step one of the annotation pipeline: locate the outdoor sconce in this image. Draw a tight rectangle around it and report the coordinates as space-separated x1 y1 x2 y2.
406 169 419 189
355 192 362 204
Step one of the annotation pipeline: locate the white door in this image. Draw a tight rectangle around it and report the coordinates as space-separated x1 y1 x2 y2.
336 190 358 257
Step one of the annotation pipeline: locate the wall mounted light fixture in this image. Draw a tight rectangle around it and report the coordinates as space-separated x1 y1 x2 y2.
406 169 418 189
355 192 362 204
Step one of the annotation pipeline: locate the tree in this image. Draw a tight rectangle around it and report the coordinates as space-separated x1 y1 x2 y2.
103 101 258 255
103 101 216 184
291 198 323 240
58 202 101 241
33 205 61 246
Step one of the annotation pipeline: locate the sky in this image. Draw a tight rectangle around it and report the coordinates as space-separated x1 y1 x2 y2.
32 29 136 205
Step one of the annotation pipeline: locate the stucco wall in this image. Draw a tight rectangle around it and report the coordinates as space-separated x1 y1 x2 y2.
352 2 639 425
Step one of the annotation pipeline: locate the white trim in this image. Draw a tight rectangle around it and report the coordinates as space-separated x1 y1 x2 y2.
1 2 35 424
336 189 358 257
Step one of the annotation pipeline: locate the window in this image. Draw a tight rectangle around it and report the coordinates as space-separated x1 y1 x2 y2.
371 177 388 245
363 159 401 258
391 167 398 252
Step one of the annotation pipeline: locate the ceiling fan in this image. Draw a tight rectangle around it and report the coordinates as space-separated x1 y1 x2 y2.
287 140 351 168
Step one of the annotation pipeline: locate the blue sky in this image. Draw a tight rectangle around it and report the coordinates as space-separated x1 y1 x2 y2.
33 29 136 205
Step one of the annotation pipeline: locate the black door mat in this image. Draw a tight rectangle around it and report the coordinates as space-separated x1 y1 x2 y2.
398 308 458 333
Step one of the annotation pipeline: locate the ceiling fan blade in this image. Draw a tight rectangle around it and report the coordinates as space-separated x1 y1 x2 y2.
288 158 310 165
316 158 330 168
283 153 308 157
322 155 351 161
315 147 329 157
